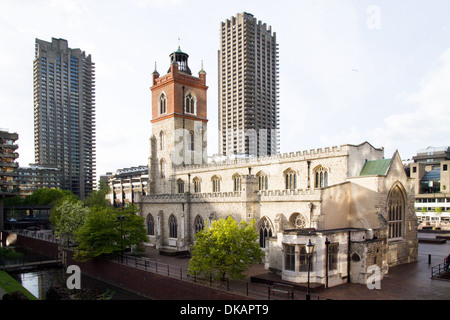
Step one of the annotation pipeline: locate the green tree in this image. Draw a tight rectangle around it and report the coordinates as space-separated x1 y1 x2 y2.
50 199 89 241
25 188 77 205
5 188 77 206
188 216 263 280
73 205 147 262
84 179 111 209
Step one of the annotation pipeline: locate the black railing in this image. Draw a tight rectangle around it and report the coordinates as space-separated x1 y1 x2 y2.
431 260 449 279
117 254 331 300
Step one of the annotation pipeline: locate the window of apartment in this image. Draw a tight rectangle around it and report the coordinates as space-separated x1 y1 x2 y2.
444 164 448 171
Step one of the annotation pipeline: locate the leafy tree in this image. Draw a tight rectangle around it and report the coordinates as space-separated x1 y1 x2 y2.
84 179 111 209
5 188 77 206
50 199 89 241
73 205 147 262
188 216 263 280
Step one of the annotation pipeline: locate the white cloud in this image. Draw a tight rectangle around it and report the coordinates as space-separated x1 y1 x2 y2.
319 46 450 158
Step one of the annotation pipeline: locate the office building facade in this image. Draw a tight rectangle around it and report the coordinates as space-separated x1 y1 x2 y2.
34 38 96 198
218 12 280 157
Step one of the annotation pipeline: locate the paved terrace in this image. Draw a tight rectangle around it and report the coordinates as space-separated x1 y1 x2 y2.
136 231 449 300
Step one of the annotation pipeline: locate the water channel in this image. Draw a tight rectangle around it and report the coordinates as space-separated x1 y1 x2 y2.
1 246 148 300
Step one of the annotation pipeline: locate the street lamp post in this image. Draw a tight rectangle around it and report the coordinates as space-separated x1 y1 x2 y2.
117 215 125 263
305 239 315 300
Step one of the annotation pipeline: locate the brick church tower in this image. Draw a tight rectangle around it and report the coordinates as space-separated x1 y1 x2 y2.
148 47 208 194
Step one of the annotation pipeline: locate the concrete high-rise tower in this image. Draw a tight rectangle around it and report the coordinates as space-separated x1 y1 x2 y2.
34 38 96 198
218 12 280 157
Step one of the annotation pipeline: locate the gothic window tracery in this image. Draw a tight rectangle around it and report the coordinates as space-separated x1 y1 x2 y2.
185 92 196 114
159 93 167 114
169 215 177 238
259 217 273 248
194 215 204 233
388 184 405 240
284 168 297 190
147 214 155 236
233 173 242 192
257 171 268 191
289 212 307 229
314 166 329 188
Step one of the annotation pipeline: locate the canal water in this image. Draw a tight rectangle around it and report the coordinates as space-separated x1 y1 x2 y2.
2 246 148 300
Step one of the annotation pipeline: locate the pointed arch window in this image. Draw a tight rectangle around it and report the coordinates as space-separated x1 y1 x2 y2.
159 93 167 114
177 179 185 193
314 166 329 188
259 217 273 248
212 175 221 193
194 215 204 233
160 158 166 179
147 214 155 236
193 177 202 193
233 173 242 192
388 185 405 240
187 131 194 151
169 215 177 238
257 171 268 191
185 92 196 114
285 169 297 190
160 131 165 150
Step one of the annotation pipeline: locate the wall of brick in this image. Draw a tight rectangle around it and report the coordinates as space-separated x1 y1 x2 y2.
1 232 248 300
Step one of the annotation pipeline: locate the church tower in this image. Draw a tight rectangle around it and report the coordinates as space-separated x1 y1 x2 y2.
149 47 208 194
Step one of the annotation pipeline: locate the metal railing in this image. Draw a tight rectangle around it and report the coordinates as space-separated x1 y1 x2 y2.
431 260 449 279
117 254 331 300
7 230 331 300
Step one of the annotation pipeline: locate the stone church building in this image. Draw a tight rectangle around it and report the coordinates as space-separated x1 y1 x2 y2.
133 48 418 288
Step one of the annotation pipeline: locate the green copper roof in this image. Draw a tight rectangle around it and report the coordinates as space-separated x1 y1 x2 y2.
360 159 391 176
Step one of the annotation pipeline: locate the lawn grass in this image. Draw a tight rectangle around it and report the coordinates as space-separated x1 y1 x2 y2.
0 270 38 300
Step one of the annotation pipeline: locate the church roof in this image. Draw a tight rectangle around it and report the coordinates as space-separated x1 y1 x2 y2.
360 158 392 176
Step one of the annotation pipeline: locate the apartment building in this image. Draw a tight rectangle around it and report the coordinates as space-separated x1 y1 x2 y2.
0 129 20 230
218 12 280 157
34 38 96 199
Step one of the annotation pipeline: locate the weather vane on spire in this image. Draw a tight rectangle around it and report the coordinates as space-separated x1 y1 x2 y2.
178 35 181 49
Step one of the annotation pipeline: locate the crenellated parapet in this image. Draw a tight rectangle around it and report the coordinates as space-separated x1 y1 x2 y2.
173 143 357 174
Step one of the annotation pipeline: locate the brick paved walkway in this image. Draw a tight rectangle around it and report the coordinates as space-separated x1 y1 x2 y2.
141 231 450 300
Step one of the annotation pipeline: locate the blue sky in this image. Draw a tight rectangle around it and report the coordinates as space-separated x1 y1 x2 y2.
1 0 450 181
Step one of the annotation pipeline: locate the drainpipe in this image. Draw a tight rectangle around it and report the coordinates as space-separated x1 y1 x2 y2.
325 237 330 288
347 231 351 283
